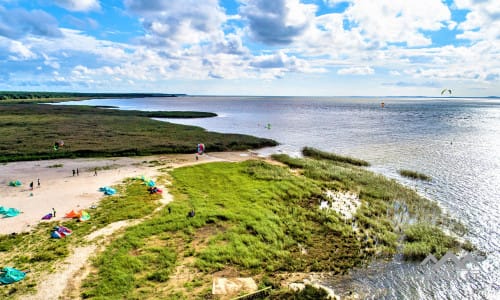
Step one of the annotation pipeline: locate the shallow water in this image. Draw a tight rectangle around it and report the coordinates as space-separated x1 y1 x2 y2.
61 96 500 299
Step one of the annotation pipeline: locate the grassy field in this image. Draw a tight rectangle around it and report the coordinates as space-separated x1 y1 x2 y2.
76 153 469 299
0 104 277 162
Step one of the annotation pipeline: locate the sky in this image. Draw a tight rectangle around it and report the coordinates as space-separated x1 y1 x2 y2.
0 0 498 96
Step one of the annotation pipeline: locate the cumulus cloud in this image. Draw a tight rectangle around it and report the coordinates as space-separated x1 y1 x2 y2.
0 6 62 39
125 0 226 49
54 0 100 12
214 33 248 55
336 0 451 47
239 0 317 45
454 0 500 41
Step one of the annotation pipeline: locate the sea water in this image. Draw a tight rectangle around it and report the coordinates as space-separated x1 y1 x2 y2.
61 96 500 299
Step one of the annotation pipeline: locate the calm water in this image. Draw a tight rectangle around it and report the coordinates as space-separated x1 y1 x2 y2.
62 96 500 299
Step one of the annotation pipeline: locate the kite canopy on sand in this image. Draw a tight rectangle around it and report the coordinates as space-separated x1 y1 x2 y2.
0 207 20 218
0 267 26 285
99 186 116 195
51 225 72 239
8 180 21 187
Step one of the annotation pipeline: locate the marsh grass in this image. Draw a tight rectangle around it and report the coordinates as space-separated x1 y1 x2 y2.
0 104 276 162
302 147 370 166
402 223 459 259
399 169 432 181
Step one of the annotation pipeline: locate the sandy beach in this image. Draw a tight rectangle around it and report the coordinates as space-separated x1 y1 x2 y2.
0 152 254 235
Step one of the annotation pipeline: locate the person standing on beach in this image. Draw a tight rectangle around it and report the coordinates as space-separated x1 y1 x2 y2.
37 178 40 188
94 168 98 176
76 168 79 176
72 169 75 176
52 208 56 218
29 181 33 190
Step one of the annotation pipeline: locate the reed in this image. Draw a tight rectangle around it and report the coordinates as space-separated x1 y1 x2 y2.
399 169 432 181
302 147 370 166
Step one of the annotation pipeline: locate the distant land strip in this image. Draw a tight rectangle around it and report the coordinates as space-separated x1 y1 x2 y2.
0 91 186 102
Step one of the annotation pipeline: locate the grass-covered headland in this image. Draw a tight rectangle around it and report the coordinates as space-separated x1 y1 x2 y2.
0 150 471 299
0 91 185 103
0 104 277 162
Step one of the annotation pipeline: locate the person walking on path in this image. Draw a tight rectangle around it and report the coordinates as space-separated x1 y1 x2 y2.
94 168 98 176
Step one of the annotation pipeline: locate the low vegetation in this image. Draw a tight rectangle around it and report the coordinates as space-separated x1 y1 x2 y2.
399 169 432 181
0 104 276 162
302 146 370 166
402 223 459 260
79 153 468 299
0 91 184 103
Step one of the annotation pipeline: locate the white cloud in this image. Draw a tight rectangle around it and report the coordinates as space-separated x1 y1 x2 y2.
343 0 451 47
324 0 346 7
126 0 227 49
454 0 500 41
6 40 36 60
42 53 60 69
54 0 100 12
337 66 374 75
239 0 317 45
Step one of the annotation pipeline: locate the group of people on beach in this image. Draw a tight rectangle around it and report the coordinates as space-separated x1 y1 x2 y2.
72 168 98 176
29 178 40 190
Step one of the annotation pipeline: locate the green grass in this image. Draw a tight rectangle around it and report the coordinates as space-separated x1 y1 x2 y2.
1 150 469 299
80 153 469 299
302 147 370 166
0 104 277 162
402 223 459 260
399 169 432 181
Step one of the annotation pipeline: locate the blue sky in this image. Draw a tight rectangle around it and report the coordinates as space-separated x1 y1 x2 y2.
0 0 498 96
